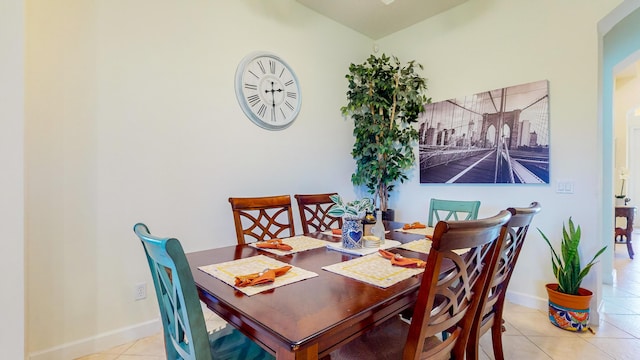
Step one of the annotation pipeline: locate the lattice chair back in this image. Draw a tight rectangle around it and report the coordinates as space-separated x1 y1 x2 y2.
427 198 481 227
228 195 295 245
467 202 541 360
134 223 212 359
294 193 343 233
404 210 511 360
133 223 274 360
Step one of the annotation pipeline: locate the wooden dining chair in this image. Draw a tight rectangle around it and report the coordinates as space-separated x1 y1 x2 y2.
133 223 274 360
326 210 511 360
466 202 541 360
427 198 481 227
228 195 296 245
294 193 342 234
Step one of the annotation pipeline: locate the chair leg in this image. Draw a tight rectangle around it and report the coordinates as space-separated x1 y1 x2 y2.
466 326 481 360
491 321 505 360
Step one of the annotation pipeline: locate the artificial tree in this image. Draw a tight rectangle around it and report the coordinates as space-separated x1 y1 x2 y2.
341 53 429 213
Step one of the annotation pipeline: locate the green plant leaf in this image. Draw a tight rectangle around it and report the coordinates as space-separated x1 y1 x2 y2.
538 218 607 295
343 53 427 211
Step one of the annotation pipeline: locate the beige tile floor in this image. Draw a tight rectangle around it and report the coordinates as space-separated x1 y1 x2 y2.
77 236 640 360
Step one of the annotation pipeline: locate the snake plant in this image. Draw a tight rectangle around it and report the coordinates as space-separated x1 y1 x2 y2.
538 217 607 295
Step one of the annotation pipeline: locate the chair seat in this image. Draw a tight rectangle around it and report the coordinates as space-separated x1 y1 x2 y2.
209 324 273 359
326 317 448 360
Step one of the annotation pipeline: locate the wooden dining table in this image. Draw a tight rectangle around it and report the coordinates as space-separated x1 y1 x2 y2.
187 223 430 359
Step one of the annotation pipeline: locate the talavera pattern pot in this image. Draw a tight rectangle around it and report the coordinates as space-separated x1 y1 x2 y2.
546 283 592 332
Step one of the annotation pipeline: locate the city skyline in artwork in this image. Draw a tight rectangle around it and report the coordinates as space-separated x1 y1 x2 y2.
418 80 550 184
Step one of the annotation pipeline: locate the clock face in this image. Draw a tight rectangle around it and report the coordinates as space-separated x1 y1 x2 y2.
234 52 302 130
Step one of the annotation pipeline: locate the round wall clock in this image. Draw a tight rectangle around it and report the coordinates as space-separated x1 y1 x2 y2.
234 51 302 130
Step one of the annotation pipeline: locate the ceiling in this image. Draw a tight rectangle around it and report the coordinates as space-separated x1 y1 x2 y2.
296 0 468 40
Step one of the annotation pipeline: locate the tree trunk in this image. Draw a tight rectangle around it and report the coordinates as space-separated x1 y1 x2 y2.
377 183 389 212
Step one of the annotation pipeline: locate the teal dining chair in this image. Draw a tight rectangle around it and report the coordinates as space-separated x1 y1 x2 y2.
427 198 481 227
133 223 274 360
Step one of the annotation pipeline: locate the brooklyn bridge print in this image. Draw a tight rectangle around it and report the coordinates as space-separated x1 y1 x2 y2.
419 80 549 184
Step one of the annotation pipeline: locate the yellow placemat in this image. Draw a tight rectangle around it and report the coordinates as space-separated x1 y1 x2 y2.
248 236 331 255
393 227 435 237
199 255 318 296
399 239 432 254
322 252 424 288
399 239 468 255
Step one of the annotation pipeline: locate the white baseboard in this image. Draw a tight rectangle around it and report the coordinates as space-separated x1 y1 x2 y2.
505 289 547 311
29 319 161 360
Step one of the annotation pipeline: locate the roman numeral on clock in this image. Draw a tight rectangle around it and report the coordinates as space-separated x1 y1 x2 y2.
285 101 294 111
247 94 260 107
257 104 267 118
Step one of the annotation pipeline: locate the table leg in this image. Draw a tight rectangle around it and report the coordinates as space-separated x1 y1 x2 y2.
275 343 319 360
627 231 634 259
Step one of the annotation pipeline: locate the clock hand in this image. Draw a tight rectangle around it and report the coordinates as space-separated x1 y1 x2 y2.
265 81 283 104
265 81 284 121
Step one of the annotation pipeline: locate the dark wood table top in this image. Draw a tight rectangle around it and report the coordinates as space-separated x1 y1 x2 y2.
187 223 427 360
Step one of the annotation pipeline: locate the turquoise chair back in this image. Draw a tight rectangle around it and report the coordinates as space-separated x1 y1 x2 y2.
135 223 213 359
134 223 274 360
428 199 481 227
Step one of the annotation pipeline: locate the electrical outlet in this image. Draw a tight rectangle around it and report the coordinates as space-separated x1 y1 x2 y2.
134 283 147 301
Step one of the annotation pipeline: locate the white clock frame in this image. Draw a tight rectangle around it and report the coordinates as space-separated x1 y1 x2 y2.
234 51 302 131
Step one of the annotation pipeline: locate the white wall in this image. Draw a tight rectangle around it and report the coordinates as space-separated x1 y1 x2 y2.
614 61 640 198
24 0 630 357
25 0 370 358
378 0 621 308
598 0 640 288
0 0 26 358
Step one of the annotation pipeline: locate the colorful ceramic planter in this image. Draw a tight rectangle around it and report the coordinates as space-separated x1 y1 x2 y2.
545 283 592 332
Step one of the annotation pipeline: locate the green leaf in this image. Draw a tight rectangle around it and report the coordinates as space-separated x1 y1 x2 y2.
538 218 607 295
343 53 427 210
